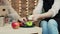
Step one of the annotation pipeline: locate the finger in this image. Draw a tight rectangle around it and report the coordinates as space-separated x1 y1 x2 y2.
23 17 28 22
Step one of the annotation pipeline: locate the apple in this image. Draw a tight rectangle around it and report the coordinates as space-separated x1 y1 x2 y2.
26 21 33 26
12 22 20 29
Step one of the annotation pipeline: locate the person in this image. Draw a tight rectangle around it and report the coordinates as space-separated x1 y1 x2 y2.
28 0 60 34
1 0 24 22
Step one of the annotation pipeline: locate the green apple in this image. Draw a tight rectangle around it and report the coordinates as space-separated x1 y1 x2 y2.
26 21 33 26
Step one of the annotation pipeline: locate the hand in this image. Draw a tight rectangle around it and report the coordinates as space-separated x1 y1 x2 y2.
22 17 28 22
19 17 28 23
28 14 40 22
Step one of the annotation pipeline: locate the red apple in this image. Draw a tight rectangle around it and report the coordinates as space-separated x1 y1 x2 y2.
12 22 20 29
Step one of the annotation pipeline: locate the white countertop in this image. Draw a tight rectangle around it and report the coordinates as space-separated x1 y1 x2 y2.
0 24 42 34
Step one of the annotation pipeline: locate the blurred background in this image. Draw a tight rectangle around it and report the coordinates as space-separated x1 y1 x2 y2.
8 0 39 26
8 0 38 17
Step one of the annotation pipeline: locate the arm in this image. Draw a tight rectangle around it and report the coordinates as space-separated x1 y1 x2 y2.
38 0 60 19
3 0 23 21
33 0 43 14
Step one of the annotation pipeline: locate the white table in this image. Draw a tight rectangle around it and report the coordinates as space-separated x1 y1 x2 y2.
0 24 42 34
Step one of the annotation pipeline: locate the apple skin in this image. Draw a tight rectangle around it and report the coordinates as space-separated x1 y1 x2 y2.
12 22 20 29
26 21 33 26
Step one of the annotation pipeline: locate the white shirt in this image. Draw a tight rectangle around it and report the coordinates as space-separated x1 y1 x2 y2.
33 0 60 17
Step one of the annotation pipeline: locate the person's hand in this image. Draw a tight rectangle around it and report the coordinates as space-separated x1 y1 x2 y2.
22 17 28 22
28 14 41 22
19 17 28 23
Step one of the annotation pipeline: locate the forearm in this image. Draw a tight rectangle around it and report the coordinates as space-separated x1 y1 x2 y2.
8 7 22 21
39 0 60 19
39 11 53 19
9 13 22 21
